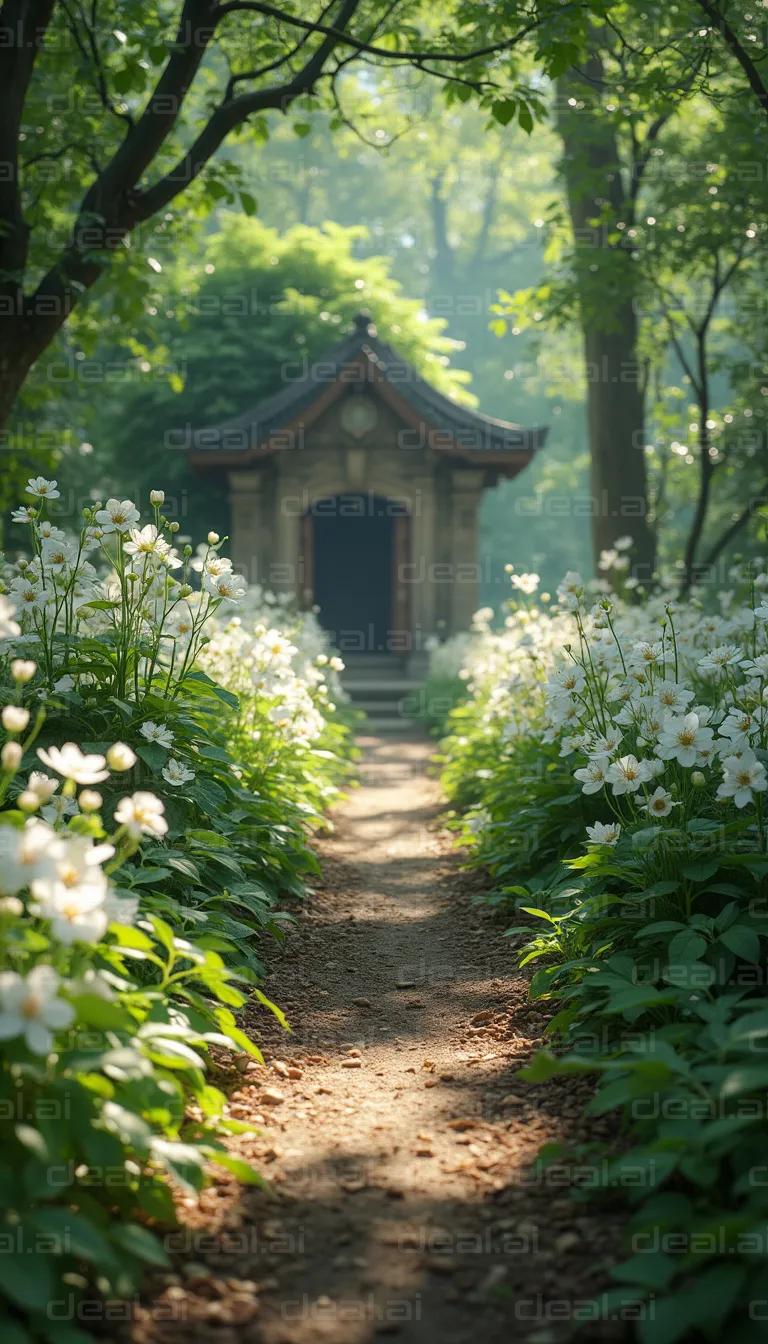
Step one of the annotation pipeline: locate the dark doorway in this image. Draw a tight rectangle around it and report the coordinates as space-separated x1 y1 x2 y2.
311 495 394 655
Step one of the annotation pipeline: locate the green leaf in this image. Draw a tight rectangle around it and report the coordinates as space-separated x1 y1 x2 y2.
135 741 168 772
25 1209 115 1267
293 122 311 138
518 102 534 134
719 925 760 962
239 191 258 216
110 1222 170 1267
668 930 707 963
209 1152 267 1185
0 1250 53 1310
491 98 516 126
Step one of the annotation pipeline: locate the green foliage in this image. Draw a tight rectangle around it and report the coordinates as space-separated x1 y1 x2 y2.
0 480 355 1340
54 215 474 540
437 566 768 1340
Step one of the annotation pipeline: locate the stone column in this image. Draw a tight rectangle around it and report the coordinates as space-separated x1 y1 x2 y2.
409 473 436 656
449 469 485 633
227 470 264 585
271 467 301 595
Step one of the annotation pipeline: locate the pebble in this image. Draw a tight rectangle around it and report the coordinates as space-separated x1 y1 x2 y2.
260 1088 285 1105
352 997 372 1007
555 1231 581 1253
341 1058 362 1068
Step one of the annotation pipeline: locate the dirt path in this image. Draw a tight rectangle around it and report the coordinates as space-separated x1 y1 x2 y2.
134 736 625 1344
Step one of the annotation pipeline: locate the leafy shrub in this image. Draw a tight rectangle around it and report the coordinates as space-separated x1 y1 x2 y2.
437 560 768 1342
0 478 354 1341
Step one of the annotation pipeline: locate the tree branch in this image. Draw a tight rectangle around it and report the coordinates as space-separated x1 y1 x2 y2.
697 483 768 575
692 0 768 113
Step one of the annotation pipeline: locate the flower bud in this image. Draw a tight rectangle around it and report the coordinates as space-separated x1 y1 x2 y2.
169 521 180 533
184 545 192 557
2 705 30 734
691 771 706 788
78 789 103 812
0 896 23 917
11 659 36 684
150 489 165 505
106 741 136 771
1 741 22 770
178 583 193 597
17 790 40 812
316 654 328 666
207 531 220 545
504 563 514 574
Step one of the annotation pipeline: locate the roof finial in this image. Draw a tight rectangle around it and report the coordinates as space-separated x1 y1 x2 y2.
353 310 376 337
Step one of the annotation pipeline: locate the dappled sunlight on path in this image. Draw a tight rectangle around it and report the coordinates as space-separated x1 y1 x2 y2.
130 737 626 1344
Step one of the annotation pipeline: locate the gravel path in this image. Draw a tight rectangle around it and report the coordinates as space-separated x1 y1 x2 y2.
133 735 626 1344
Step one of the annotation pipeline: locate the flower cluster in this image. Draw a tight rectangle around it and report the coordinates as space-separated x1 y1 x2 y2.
3 480 246 698
437 554 768 852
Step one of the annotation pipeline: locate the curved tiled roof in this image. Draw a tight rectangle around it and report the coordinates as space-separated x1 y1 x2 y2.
189 314 547 459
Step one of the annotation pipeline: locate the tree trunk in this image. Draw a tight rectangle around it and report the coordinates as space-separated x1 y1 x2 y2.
582 315 655 579
556 60 656 582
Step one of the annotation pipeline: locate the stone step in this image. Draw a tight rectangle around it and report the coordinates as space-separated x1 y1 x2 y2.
342 679 421 693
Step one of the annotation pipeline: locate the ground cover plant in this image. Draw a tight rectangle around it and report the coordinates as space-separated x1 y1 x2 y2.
435 555 768 1342
0 478 355 1343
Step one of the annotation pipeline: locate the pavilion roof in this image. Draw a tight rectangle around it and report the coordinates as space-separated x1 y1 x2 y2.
188 313 547 470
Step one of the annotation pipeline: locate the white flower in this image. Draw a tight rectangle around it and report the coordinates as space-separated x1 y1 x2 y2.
11 506 36 524
630 641 663 667
94 498 140 534
656 712 715 768
123 524 170 560
590 729 623 757
2 706 30 733
511 572 540 594
11 659 36 684
114 791 168 838
37 742 109 784
106 742 136 772
10 577 49 612
2 742 22 770
598 548 619 571
644 787 680 819
545 664 585 696
697 644 746 674
0 596 21 641
36 521 66 542
162 758 195 787
719 708 765 743
30 837 113 944
204 571 247 602
743 653 768 678
614 536 633 550
140 721 174 748
653 681 695 713
0 965 74 1054
25 476 60 500
150 490 165 505
41 537 76 575
0 820 63 895
203 553 233 580
605 755 654 795
574 757 610 794
585 821 621 846
717 750 768 809
557 571 583 601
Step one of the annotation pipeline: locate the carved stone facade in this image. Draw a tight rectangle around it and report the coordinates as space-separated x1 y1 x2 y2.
190 315 545 669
